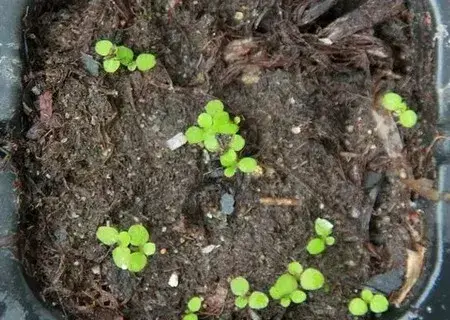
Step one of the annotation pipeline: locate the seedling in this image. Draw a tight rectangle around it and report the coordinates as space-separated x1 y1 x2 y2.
230 277 269 310
348 289 389 316
94 40 156 73
185 100 259 177
182 296 203 320
306 218 335 255
381 92 418 128
96 224 156 272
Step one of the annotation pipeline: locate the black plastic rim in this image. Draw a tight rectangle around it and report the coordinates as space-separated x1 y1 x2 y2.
0 1 448 319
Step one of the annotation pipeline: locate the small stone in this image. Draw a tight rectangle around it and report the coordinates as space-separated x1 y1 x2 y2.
220 193 235 215
91 265 101 275
234 11 244 21
202 244 220 254
319 38 333 45
31 86 41 96
81 53 100 76
399 168 407 179
367 129 373 135
346 125 354 133
166 132 187 151
319 203 325 210
350 207 360 219
162 226 167 233
73 261 80 266
291 126 301 134
160 248 167 254
168 273 179 287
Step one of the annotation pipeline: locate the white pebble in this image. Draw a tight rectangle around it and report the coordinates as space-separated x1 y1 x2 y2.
202 244 220 254
168 273 179 287
291 126 301 134
346 125 354 133
73 261 80 266
162 226 167 233
166 132 187 151
319 203 325 209
91 265 101 275
367 129 373 135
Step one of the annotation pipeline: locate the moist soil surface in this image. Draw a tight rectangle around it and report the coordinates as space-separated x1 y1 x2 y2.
17 0 437 319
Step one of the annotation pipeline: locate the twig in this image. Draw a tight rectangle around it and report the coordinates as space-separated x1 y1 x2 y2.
259 197 301 206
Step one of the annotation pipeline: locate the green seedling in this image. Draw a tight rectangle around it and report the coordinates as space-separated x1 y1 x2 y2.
182 296 203 320
348 289 389 316
220 149 258 177
94 40 156 73
96 224 156 272
381 92 418 128
230 277 269 310
306 218 335 255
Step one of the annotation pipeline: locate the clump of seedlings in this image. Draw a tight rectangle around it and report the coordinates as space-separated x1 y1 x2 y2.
96 224 156 272
348 289 389 316
381 92 418 128
269 262 325 307
95 40 156 73
182 296 204 320
306 218 336 255
185 99 258 177
230 277 269 310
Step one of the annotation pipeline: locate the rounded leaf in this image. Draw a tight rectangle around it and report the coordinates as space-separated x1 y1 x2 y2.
103 59 121 73
280 297 291 308
127 62 137 71
143 242 156 256
235 296 248 309
218 122 239 135
230 277 250 296
238 157 258 173
96 226 119 245
271 274 298 299
287 261 303 277
248 292 269 310
136 53 156 71
112 247 131 270
185 126 204 144
290 290 307 304
269 286 281 300
204 135 219 152
128 224 149 246
128 252 147 272
224 166 237 178
118 231 131 247
300 268 325 291
382 92 403 111
197 113 213 128
370 294 389 313
314 218 334 237
220 149 238 167
325 236 335 246
95 40 114 56
306 238 326 255
182 314 198 320
187 297 203 312
399 110 418 128
234 116 241 124
349 298 368 316
116 46 134 65
205 100 224 116
359 289 374 303
230 134 245 151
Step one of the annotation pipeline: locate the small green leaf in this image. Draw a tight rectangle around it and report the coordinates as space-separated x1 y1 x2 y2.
128 224 149 246
248 291 269 310
290 290 307 304
112 246 131 270
187 297 203 312
280 297 291 308
128 252 147 272
269 286 281 300
197 113 213 128
300 268 325 290
234 116 241 124
136 53 156 71
270 274 298 299
224 166 237 177
96 226 119 245
370 294 389 313
142 242 156 256
382 92 403 111
238 157 257 173
230 134 245 151
325 236 335 246
183 314 198 320
204 135 219 152
287 261 303 277
306 238 325 255
116 46 134 65
235 296 248 309
349 298 368 316
185 126 204 144
95 40 114 56
205 100 224 116
314 218 334 237
220 149 238 167
230 277 250 296
103 58 121 73
217 122 239 135
361 289 374 303
399 109 418 128
127 61 137 71
118 231 130 247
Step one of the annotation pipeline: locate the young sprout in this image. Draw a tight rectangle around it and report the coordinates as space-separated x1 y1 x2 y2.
248 292 269 310
381 92 403 111
183 296 203 320
348 297 368 316
299 268 325 291
306 218 335 255
96 224 156 272
270 262 307 308
230 277 268 310
381 91 418 128
399 109 418 128
348 289 389 316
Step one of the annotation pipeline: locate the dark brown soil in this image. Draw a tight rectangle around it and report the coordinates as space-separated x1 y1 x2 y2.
18 0 437 319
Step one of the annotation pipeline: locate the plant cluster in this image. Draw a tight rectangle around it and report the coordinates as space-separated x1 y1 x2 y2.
348 289 389 316
95 40 156 73
185 100 258 177
230 277 269 310
381 92 418 128
306 218 336 255
96 224 156 272
182 297 203 320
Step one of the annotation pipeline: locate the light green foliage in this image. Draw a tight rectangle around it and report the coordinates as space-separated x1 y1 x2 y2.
361 289 374 303
234 296 248 309
349 298 368 316
182 314 198 320
348 289 389 316
290 290 307 304
230 277 250 296
287 261 303 277
229 277 267 310
96 224 156 272
370 294 389 313
184 100 258 177
183 296 203 320
306 218 335 255
381 91 418 128
269 274 298 300
248 292 269 310
300 268 325 290
94 40 156 73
